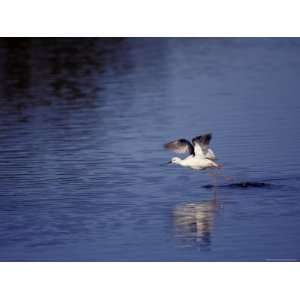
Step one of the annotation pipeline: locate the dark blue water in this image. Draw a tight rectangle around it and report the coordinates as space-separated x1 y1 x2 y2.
0 38 300 261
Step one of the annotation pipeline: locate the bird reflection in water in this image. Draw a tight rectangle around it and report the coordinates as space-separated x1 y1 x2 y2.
173 197 219 249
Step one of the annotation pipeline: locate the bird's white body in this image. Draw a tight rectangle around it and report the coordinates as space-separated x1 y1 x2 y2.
165 133 221 171
171 154 219 170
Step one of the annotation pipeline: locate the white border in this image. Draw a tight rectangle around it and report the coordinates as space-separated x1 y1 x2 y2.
0 1 299 299
0 0 300 36
0 263 299 300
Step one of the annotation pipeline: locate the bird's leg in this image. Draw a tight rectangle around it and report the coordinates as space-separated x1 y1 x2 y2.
213 171 218 199
208 170 218 198
220 174 233 183
215 164 233 183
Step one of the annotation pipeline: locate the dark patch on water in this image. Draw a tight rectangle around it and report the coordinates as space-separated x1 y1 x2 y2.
203 181 272 189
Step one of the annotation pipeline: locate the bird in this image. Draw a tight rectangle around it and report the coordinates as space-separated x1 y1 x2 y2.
164 133 221 170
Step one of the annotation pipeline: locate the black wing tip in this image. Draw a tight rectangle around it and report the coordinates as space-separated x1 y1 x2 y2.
164 142 171 149
164 140 178 151
192 133 212 145
202 133 212 139
163 138 194 155
164 139 188 148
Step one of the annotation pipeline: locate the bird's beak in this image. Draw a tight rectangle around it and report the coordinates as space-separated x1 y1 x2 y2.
167 160 172 164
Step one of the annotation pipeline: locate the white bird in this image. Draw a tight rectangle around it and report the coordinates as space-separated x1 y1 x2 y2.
164 133 221 170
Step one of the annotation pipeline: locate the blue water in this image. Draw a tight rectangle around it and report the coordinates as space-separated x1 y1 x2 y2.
0 38 300 261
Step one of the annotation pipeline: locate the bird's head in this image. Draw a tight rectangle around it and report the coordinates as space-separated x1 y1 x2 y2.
168 157 182 165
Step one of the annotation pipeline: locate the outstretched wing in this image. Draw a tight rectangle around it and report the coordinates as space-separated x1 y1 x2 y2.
206 148 216 160
164 139 194 155
192 133 212 158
